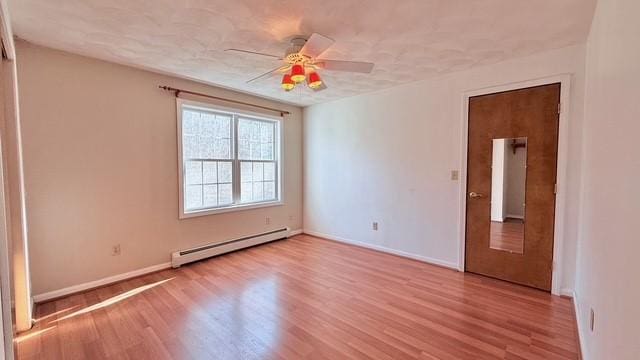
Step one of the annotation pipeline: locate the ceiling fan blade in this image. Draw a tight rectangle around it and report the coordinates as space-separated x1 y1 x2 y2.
314 59 374 73
299 33 335 58
246 65 288 84
225 48 282 59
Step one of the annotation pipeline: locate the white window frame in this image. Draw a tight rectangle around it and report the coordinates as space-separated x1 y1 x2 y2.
177 98 283 218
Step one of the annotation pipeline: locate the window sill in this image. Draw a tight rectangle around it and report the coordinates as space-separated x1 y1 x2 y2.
180 200 284 219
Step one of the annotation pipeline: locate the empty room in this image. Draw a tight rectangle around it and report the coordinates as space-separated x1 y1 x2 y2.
0 0 638 359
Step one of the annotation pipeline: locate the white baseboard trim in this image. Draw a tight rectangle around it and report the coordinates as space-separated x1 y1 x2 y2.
32 262 172 303
288 229 303 236
560 288 574 297
34 230 301 304
571 291 587 359
303 229 459 270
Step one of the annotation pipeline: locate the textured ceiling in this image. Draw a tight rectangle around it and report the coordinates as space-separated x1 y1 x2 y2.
8 0 596 106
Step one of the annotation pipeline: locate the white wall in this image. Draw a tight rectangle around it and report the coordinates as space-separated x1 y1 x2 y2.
304 44 586 290
575 0 640 358
15 41 303 296
490 139 506 222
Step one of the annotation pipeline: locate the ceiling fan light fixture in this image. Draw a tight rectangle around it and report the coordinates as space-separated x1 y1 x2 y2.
231 33 374 93
290 63 306 83
307 71 322 89
281 74 295 91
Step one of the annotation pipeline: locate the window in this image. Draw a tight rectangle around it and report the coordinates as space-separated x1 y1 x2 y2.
178 99 281 217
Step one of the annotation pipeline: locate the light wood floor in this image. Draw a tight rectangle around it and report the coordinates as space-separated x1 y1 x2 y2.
17 234 579 359
490 219 525 254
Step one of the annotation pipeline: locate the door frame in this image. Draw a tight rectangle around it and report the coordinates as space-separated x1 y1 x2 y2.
457 74 572 296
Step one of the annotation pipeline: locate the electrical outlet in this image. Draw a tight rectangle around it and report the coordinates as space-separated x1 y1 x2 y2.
451 170 459 180
372 222 378 231
265 217 271 225
111 244 121 256
590 308 595 331
288 215 294 221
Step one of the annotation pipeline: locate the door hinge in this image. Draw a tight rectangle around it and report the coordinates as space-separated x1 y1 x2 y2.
558 102 562 115
554 183 558 194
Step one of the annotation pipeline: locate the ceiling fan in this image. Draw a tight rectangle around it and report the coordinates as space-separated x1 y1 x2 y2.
225 33 374 92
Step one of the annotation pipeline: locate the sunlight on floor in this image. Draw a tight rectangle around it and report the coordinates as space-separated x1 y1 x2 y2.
34 306 79 323
15 326 57 343
52 277 175 323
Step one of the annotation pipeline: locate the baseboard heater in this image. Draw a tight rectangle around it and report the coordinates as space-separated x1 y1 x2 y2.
171 227 290 268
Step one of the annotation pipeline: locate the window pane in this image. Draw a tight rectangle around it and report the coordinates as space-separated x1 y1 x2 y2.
253 163 263 181
185 161 202 185
264 181 275 200
238 120 250 140
250 141 261 159
182 107 232 160
253 182 264 201
182 110 200 135
238 139 250 159
216 115 231 138
203 184 218 207
239 161 278 204
218 162 232 183
185 185 202 210
250 122 260 141
260 123 274 142
214 139 230 158
199 136 215 159
241 182 253 202
200 113 216 137
241 162 252 182
238 118 276 161
218 183 233 205
261 143 273 160
183 135 199 159
203 161 217 183
264 162 275 181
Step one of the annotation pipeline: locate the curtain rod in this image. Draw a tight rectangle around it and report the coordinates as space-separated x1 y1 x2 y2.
159 86 290 116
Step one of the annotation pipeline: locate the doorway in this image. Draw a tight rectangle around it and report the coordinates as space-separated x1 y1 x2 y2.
465 83 560 291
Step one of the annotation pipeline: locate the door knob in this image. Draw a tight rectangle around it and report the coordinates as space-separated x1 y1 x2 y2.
469 192 485 198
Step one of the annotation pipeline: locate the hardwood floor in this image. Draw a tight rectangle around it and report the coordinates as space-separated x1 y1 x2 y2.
490 219 525 254
16 234 579 359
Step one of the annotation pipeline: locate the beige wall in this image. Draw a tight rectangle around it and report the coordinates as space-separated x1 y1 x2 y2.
15 40 303 296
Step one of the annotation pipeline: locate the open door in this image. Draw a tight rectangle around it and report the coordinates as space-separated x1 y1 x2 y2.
465 83 560 291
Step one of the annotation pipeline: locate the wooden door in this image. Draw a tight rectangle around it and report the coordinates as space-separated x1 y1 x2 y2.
465 83 560 291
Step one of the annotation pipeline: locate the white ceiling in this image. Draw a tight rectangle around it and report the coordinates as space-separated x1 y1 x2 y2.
8 0 596 106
